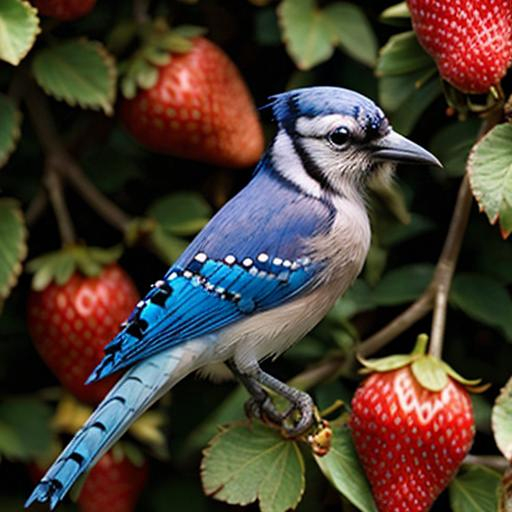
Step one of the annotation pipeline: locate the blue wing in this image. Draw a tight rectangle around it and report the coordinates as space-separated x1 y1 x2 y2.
88 160 335 383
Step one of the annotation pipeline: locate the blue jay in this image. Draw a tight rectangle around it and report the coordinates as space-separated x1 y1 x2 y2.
27 86 440 509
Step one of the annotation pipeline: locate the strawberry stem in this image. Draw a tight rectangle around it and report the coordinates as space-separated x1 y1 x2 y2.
411 334 429 356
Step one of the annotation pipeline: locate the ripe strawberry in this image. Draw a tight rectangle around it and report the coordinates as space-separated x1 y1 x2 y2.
28 264 139 404
29 450 149 512
408 0 512 93
120 37 264 168
350 336 479 512
32 0 96 21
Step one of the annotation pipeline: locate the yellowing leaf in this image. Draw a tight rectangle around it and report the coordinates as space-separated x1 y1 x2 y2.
32 39 117 114
0 0 39 65
492 377 512 461
468 123 512 239
201 422 305 512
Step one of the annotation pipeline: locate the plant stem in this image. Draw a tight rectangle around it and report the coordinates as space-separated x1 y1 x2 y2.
464 454 510 471
25 187 48 226
24 84 132 233
44 164 76 245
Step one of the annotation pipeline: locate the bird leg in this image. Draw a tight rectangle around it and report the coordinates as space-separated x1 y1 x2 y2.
227 361 285 425
229 360 315 437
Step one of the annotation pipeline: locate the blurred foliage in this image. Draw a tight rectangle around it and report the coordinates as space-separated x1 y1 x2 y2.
0 0 512 511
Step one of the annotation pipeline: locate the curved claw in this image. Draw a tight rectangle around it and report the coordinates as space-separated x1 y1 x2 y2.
280 393 315 438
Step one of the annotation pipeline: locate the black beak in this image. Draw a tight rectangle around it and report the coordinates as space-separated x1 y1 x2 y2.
371 130 442 167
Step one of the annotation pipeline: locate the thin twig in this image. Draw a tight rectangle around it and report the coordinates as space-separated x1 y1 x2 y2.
25 187 48 226
23 84 132 233
44 163 76 245
428 112 500 358
464 454 510 471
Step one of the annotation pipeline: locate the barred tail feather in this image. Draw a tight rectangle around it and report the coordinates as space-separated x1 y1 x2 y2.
26 341 208 510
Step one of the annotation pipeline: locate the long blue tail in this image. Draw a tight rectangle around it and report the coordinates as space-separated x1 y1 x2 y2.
26 343 205 510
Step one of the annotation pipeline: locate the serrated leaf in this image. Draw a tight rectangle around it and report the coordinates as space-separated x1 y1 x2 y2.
0 94 21 168
32 39 117 115
411 356 448 392
201 422 305 512
377 31 432 77
0 0 40 65
323 2 377 67
0 199 27 300
278 0 334 70
499 467 512 512
468 123 512 238
372 264 435 306
450 273 512 341
492 377 512 461
316 428 377 512
450 465 501 512
148 192 212 236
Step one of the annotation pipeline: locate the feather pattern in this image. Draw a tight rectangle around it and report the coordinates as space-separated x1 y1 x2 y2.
87 157 335 382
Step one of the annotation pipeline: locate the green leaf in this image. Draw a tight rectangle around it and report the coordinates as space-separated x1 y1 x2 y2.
150 225 189 264
450 273 512 341
450 465 501 512
0 398 53 460
492 377 512 461
0 199 26 301
32 39 117 115
388 76 441 135
372 264 434 306
278 0 376 70
0 94 21 168
377 213 435 247
323 2 378 67
468 123 512 238
329 279 377 320
377 31 432 77
148 192 212 236
430 119 481 177
201 422 305 512
0 0 40 65
411 356 448 392
278 0 334 70
315 428 377 512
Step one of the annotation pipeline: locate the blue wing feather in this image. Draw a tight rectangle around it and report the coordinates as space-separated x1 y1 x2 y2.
88 159 335 383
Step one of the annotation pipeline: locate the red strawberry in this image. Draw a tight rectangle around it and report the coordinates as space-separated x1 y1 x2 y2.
120 37 264 168
349 336 479 511
32 0 96 21
29 451 149 512
28 264 139 404
408 0 512 93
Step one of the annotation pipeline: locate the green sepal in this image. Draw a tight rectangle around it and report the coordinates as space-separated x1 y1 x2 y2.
358 354 416 374
27 244 122 291
119 21 206 99
358 333 483 393
411 355 449 392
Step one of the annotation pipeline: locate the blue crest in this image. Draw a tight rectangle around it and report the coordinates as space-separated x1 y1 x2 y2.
266 86 388 136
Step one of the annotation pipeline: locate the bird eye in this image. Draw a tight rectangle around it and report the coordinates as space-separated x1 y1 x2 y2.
328 126 351 148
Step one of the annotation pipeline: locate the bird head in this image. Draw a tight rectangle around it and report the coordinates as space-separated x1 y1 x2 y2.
267 87 441 197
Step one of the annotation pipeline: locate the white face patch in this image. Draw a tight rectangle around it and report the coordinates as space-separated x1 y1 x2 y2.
295 114 363 140
271 129 322 198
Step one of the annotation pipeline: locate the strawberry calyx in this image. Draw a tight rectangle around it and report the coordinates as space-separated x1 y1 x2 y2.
358 333 484 393
442 80 505 118
27 244 122 291
119 20 206 99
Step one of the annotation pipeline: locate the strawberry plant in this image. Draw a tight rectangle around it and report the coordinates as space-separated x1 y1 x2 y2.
1 1 512 511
